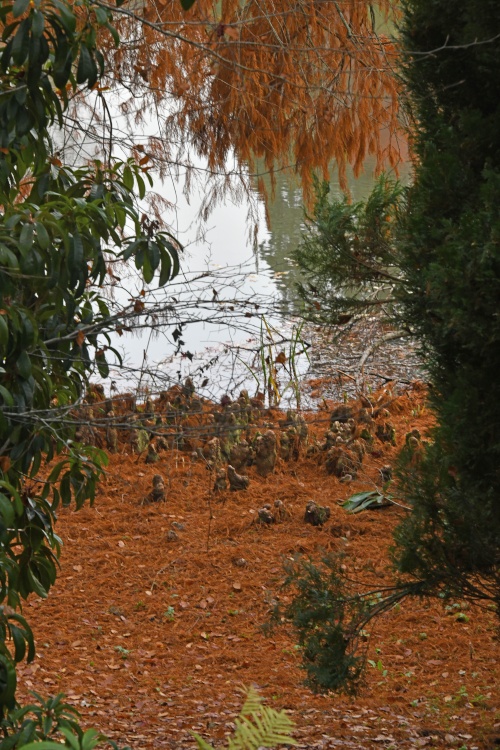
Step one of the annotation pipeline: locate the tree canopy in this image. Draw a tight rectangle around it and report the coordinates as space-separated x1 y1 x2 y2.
0 0 180 743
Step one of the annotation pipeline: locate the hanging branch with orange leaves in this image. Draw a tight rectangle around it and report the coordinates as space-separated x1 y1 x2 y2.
72 0 405 215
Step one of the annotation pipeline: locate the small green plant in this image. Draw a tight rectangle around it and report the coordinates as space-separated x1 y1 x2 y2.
470 692 488 707
163 606 175 622
367 659 388 678
268 553 420 694
191 686 296 750
454 685 469 704
134 600 146 611
267 555 367 694
114 646 130 660
0 691 131 749
0 691 80 746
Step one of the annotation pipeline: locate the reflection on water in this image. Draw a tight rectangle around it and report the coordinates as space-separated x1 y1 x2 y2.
107 158 411 402
258 158 411 311
60 91 411 400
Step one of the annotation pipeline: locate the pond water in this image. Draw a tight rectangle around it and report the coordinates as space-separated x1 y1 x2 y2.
105 157 408 407
61 92 409 404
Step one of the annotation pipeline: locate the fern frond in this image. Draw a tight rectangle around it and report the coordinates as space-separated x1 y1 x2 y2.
191 688 296 750
191 732 215 750
240 686 264 716
228 703 296 750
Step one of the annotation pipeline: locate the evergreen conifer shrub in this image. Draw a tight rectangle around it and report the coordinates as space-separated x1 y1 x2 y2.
277 0 500 694
393 0 500 605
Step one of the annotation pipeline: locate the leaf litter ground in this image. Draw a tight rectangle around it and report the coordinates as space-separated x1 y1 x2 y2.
17 383 499 749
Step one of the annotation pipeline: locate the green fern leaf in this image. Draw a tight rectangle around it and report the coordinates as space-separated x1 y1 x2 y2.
228 698 296 750
192 688 296 750
191 732 215 750
240 686 264 716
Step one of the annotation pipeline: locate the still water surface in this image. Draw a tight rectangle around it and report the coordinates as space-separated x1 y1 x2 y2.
107 158 406 404
64 92 408 401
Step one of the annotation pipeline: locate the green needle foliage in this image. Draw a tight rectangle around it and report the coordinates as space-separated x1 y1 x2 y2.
278 0 500 694
271 555 367 695
293 175 406 329
393 0 500 606
0 0 180 744
269 555 420 695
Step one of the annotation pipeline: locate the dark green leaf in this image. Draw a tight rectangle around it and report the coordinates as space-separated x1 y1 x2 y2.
0 316 9 352
136 172 146 199
0 244 19 268
6 613 35 663
0 493 15 528
51 0 76 33
19 222 34 255
12 0 29 18
16 350 32 379
31 8 44 36
0 653 17 706
9 625 26 663
68 230 84 287
96 352 109 378
142 250 154 284
26 567 48 598
11 17 30 65
35 221 50 249
94 6 109 24
52 46 73 89
76 44 97 87
122 238 142 261
159 247 172 287
122 164 133 191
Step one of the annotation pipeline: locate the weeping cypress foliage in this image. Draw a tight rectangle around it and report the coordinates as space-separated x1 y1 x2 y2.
393 0 500 605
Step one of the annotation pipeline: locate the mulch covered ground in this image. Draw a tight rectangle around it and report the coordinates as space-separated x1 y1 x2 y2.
17 383 499 750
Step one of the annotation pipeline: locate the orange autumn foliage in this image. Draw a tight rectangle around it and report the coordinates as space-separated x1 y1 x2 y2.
96 0 404 206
